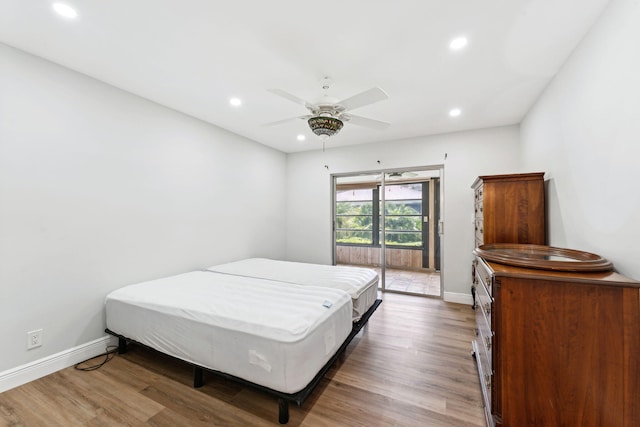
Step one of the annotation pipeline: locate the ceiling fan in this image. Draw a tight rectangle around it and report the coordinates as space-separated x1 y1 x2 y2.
265 77 390 139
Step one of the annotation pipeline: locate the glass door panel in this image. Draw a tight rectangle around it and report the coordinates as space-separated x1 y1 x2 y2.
333 169 442 297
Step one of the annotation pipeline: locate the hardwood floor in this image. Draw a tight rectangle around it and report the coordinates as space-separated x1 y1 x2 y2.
0 293 485 426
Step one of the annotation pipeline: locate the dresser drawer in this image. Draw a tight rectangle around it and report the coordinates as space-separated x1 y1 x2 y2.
476 282 492 324
475 311 493 372
475 219 484 246
474 199 483 217
475 265 493 369
472 334 494 427
475 330 493 391
475 257 493 296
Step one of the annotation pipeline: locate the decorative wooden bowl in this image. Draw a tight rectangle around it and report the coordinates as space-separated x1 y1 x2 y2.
473 243 613 272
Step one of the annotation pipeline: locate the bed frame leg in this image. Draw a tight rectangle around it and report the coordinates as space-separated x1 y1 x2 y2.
278 398 289 424
193 366 204 388
117 337 128 354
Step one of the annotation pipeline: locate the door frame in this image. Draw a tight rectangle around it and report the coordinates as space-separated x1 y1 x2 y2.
331 164 444 298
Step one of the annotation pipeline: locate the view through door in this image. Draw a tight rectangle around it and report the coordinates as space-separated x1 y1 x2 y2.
333 168 442 298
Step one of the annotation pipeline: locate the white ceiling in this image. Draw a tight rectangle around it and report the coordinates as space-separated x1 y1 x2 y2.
0 0 610 153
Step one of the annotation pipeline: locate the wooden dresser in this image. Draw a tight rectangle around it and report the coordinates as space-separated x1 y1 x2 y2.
472 244 640 427
472 172 545 248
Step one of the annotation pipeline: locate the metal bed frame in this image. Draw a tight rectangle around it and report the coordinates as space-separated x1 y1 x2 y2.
106 298 382 424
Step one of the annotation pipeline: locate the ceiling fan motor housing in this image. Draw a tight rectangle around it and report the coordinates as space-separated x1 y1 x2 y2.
308 116 344 138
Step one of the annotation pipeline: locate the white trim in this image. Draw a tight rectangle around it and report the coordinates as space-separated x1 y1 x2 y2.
444 291 473 306
0 335 118 393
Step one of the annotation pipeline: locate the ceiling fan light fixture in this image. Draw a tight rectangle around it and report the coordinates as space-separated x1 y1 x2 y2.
308 116 343 138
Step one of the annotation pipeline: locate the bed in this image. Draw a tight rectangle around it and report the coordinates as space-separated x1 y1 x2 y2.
105 269 382 423
206 258 379 321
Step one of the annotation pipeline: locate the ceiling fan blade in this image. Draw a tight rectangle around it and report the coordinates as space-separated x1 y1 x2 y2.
345 114 390 130
338 87 388 111
262 115 310 127
267 89 315 110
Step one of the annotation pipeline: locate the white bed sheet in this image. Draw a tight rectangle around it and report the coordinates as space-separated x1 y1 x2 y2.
206 258 379 321
105 271 352 394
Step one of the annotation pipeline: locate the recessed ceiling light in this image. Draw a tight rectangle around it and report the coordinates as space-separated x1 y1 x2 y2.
297 134 306 141
449 108 462 117
52 3 78 19
449 37 468 50
229 97 242 107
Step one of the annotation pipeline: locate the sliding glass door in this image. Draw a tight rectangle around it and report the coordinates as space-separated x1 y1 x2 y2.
332 167 443 298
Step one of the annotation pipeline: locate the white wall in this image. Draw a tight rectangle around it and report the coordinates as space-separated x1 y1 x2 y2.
285 126 521 300
520 0 640 280
0 43 287 373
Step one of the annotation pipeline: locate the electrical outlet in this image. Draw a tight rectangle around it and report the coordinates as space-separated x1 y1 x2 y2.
27 329 43 350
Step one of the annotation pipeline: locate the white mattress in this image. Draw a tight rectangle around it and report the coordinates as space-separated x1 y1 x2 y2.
105 271 352 394
206 258 379 321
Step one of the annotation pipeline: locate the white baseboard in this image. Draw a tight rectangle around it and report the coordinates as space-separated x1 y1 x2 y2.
0 335 118 393
444 291 473 306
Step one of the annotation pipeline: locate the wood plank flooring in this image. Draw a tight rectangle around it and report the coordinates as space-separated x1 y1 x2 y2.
0 293 485 426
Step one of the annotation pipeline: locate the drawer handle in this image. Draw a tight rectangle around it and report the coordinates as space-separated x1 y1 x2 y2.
475 328 479 337
485 335 492 350
484 302 491 316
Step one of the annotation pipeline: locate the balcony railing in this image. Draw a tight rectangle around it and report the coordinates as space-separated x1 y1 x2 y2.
336 245 428 270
